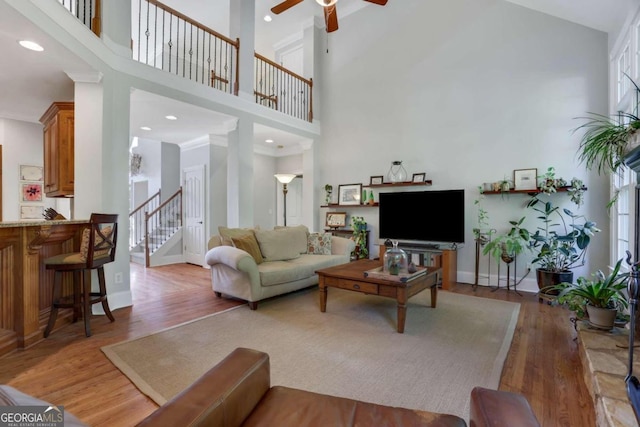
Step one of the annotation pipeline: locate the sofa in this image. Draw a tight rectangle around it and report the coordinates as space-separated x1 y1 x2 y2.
205 225 356 309
0 347 541 426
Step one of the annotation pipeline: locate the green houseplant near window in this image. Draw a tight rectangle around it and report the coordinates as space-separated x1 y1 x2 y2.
527 195 600 294
574 74 640 208
543 258 628 330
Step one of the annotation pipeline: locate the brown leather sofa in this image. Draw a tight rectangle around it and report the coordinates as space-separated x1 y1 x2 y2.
0 347 540 426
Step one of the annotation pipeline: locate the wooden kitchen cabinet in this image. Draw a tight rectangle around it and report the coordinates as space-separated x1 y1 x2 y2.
40 102 74 197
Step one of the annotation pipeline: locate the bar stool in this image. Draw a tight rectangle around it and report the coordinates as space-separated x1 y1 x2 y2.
43 213 118 337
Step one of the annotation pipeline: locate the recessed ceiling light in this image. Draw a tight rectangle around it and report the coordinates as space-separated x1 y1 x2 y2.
18 40 43 52
265 139 274 143
264 15 272 22
165 115 177 120
140 126 151 131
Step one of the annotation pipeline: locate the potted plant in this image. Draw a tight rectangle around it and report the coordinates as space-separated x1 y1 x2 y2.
324 184 333 205
351 216 368 259
537 166 566 194
574 74 640 207
527 195 600 294
473 186 492 245
482 217 530 264
543 258 628 330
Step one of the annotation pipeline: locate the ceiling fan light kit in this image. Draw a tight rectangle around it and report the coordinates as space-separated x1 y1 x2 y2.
271 0 388 33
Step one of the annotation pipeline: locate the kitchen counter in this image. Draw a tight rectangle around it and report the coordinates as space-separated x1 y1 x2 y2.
0 219 89 356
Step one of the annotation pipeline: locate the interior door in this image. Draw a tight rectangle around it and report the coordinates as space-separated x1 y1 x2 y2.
183 165 206 265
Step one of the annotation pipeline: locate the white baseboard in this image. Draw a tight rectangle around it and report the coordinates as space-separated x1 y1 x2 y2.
92 290 133 315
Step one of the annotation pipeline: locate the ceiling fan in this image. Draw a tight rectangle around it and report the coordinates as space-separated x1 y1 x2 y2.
271 0 388 33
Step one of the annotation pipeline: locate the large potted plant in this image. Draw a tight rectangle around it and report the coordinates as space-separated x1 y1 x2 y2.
543 258 628 330
527 195 600 294
351 216 369 259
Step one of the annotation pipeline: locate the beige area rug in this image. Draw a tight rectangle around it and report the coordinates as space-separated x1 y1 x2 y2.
102 288 520 422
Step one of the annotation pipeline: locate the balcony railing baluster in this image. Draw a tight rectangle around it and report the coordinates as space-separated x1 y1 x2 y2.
58 0 312 122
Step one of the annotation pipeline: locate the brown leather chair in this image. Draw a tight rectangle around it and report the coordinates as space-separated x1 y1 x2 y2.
44 213 118 338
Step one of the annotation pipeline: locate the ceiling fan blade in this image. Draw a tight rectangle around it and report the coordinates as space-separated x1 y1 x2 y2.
324 5 339 33
271 0 304 15
363 0 388 5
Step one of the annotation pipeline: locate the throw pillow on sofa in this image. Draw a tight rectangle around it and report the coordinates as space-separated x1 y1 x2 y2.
254 229 301 261
218 226 259 241
231 234 264 264
308 232 332 255
273 225 309 254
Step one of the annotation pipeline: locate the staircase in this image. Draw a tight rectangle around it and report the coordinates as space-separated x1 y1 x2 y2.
129 188 183 267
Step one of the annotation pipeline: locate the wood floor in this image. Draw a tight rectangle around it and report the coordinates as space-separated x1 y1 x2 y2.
0 263 595 426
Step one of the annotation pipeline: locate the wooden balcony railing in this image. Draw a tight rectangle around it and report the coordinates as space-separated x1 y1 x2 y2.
57 0 313 122
132 0 239 94
255 53 313 122
57 0 101 36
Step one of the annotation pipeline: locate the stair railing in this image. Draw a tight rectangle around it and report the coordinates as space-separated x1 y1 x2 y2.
144 187 182 267
132 0 239 94
129 189 161 250
254 52 313 122
57 0 102 36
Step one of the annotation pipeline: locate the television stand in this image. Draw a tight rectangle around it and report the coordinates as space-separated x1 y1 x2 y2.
378 243 457 290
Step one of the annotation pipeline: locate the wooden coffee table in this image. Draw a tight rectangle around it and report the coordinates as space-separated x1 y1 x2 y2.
316 259 442 333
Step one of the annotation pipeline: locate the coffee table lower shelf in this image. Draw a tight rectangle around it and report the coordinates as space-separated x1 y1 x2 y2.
316 260 442 333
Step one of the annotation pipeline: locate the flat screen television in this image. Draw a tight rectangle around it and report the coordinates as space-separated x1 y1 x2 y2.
379 189 465 245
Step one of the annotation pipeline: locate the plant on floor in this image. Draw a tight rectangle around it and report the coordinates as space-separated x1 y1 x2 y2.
351 216 368 259
527 196 599 272
543 258 628 326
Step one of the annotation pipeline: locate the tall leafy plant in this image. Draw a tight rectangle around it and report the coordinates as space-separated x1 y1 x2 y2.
527 196 600 272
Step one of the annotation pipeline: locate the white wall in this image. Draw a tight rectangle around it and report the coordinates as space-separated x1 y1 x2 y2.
0 118 56 221
317 0 610 292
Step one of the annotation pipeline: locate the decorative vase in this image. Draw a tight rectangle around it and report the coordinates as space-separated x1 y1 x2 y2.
368 191 374 205
362 189 367 203
387 161 407 183
384 241 408 275
325 190 332 205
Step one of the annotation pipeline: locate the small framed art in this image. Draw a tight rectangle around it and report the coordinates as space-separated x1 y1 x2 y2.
338 183 362 205
325 212 347 229
19 165 43 182
370 175 384 185
21 183 43 202
513 168 538 191
412 173 426 183
20 205 43 220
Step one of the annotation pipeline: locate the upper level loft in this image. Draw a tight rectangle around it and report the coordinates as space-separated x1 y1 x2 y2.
55 0 313 123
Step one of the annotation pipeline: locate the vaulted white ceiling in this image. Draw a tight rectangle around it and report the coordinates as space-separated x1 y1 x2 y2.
0 0 637 152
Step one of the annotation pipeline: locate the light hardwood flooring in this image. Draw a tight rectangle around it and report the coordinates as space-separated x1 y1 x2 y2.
0 263 595 426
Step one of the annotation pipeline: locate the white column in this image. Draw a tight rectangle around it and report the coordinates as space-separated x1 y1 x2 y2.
226 118 254 228
229 0 256 101
70 70 132 311
301 139 317 230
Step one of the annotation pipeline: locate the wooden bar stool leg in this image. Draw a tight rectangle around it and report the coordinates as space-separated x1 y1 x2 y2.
97 267 115 322
82 269 92 337
73 270 82 322
44 271 62 338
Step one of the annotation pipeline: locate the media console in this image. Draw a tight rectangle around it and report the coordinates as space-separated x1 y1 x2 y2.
378 243 457 290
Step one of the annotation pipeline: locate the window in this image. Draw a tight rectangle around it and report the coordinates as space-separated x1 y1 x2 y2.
618 43 631 103
612 167 633 269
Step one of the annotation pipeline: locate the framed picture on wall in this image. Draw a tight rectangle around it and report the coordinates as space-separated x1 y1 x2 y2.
19 165 43 182
513 168 538 191
325 212 347 229
20 205 43 220
338 183 362 205
21 182 43 202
